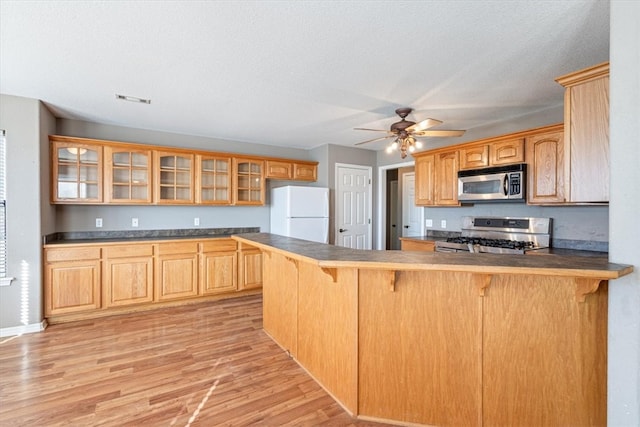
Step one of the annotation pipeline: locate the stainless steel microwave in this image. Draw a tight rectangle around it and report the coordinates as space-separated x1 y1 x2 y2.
457 164 526 202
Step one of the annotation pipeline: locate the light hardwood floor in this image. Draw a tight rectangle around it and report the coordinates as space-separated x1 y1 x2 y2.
0 295 393 426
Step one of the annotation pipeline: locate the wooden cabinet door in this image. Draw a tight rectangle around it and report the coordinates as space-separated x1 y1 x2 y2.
233 158 265 205
154 151 194 204
200 251 237 295
490 138 524 165
104 146 152 203
196 154 232 205
459 145 489 170
51 139 103 203
103 244 154 307
200 239 238 295
155 242 199 301
567 76 609 202
293 163 317 181
434 150 459 206
45 261 101 315
414 153 435 206
265 160 293 180
526 130 565 204
44 246 101 316
239 247 263 290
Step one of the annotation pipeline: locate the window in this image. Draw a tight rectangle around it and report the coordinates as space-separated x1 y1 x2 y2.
0 129 6 279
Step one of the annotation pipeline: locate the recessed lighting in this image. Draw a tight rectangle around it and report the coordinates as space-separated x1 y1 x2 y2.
115 94 151 104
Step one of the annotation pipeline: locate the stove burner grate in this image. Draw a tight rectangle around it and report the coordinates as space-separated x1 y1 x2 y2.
445 237 536 250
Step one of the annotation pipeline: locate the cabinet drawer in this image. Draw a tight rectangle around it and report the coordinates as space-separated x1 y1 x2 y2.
201 239 237 252
46 246 101 262
103 244 154 258
156 241 199 255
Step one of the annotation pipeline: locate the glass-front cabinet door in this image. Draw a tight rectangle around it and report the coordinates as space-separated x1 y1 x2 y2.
104 146 152 203
196 154 232 204
154 151 194 204
233 158 265 205
51 140 103 203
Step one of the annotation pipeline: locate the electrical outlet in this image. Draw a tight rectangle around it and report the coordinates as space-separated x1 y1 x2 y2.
132 218 139 227
95 218 103 228
425 219 433 227
194 217 200 226
441 220 447 229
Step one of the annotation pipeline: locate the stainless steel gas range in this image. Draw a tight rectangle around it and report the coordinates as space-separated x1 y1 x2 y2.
435 216 551 254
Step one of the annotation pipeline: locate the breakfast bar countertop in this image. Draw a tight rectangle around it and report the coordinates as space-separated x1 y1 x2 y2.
233 233 633 280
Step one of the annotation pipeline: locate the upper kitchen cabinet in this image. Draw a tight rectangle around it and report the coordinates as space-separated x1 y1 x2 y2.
556 62 610 203
233 157 265 205
435 150 460 206
265 159 318 182
51 137 103 203
459 137 524 170
154 150 194 204
104 145 152 204
414 153 435 205
196 154 232 205
525 125 565 204
413 149 459 206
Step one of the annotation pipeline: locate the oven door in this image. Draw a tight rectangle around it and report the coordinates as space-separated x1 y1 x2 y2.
458 172 511 201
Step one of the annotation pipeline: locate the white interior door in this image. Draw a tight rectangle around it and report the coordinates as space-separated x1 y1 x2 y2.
402 172 424 237
336 164 372 249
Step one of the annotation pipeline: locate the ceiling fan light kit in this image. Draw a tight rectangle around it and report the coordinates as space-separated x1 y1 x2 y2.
355 107 465 158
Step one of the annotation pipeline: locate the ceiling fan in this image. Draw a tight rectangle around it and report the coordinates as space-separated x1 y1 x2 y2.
354 107 465 158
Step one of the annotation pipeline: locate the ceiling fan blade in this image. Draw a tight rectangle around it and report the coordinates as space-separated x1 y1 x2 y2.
353 127 392 132
406 118 443 132
355 135 395 145
413 130 466 137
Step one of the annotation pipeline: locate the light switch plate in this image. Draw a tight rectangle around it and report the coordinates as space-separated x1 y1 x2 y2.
194 217 200 226
425 219 433 227
96 218 103 228
132 218 139 227
441 220 447 229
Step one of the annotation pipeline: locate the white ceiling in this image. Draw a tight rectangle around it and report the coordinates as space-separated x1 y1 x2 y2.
1 1 610 151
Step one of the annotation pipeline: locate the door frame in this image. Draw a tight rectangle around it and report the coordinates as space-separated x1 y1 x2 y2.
377 160 414 250
334 163 373 249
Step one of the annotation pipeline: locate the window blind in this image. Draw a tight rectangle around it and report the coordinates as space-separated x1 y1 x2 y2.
0 129 6 278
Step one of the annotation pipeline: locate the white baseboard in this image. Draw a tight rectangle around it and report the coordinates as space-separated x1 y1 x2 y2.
0 320 47 338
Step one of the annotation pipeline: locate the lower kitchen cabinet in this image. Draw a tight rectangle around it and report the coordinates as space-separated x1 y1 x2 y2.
238 243 263 290
200 239 237 295
44 247 101 316
155 241 199 301
43 237 262 323
103 244 154 307
399 237 436 252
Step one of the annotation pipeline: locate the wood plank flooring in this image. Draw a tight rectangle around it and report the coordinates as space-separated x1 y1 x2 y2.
0 295 394 426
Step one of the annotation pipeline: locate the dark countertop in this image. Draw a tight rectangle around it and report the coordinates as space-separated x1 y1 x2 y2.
232 233 633 280
43 227 260 246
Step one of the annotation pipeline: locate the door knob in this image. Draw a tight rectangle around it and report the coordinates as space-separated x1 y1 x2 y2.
339 228 347 233
404 225 410 228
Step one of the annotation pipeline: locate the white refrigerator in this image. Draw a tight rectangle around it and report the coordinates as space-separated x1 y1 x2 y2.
270 186 330 243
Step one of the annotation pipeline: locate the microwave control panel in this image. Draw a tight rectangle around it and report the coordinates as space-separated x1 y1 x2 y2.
509 173 522 196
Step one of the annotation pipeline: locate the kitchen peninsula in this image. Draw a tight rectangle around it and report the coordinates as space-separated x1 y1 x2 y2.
232 232 632 427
